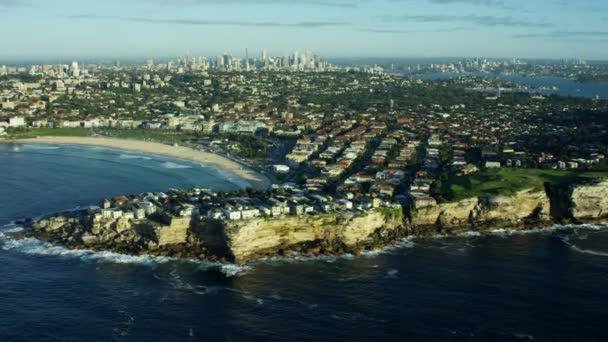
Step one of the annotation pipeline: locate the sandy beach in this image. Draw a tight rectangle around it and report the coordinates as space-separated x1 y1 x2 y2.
6 136 271 190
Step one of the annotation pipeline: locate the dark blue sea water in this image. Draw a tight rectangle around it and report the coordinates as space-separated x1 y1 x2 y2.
1 143 608 341
410 72 608 99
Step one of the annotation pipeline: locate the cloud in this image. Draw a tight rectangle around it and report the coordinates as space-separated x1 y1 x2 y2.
360 28 412 33
391 0 515 9
428 0 506 6
68 14 347 28
360 26 469 33
378 14 553 28
0 0 29 7
514 31 608 38
146 0 360 9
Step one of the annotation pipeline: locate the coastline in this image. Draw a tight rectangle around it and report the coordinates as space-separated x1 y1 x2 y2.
2 136 272 190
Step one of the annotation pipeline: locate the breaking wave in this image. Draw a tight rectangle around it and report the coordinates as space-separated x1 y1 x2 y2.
560 235 608 257
488 223 608 238
22 144 61 150
0 232 251 277
161 162 192 169
0 235 172 266
119 154 152 161
567 245 608 257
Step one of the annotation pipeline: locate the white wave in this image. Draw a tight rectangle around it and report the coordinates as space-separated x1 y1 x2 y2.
513 333 535 340
119 154 152 160
385 269 399 278
0 236 171 267
459 231 482 237
162 161 192 169
489 223 608 238
22 144 61 150
257 252 356 265
0 234 251 276
1 223 24 233
419 223 608 241
560 237 608 257
219 263 253 277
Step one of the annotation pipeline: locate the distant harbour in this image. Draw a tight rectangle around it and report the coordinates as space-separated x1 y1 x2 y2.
406 72 608 99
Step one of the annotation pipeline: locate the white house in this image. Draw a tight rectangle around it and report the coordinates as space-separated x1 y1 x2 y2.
241 207 261 219
207 209 225 220
485 161 502 168
132 205 146 220
272 165 290 174
222 207 242 220
337 199 353 210
9 116 25 127
142 201 157 215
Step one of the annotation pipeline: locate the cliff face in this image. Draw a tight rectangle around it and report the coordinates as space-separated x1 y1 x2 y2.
409 189 551 233
570 180 608 221
221 209 403 263
28 209 405 264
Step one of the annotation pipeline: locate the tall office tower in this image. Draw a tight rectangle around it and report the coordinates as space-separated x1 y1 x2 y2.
146 59 154 69
223 54 231 68
70 61 80 77
114 59 120 68
293 51 299 66
261 49 267 62
300 52 308 68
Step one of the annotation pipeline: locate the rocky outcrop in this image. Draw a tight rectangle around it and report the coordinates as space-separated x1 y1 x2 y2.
28 208 406 264
26 180 608 265
408 189 551 233
570 180 608 221
221 209 404 263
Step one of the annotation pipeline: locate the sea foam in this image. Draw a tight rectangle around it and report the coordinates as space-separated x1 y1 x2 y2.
0 233 251 276
119 154 152 161
162 162 192 169
22 144 61 150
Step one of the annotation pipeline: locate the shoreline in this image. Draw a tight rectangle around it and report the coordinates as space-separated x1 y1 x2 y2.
2 136 272 190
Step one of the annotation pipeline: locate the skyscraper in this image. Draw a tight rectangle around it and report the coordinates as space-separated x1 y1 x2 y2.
261 49 267 62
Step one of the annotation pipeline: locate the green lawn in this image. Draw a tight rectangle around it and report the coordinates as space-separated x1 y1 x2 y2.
443 168 608 202
6 128 92 139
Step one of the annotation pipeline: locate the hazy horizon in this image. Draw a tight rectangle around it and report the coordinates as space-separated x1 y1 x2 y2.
0 0 607 60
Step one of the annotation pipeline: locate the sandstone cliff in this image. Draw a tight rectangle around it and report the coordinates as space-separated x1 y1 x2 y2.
570 180 608 221
408 189 551 233
221 208 404 263
28 208 405 264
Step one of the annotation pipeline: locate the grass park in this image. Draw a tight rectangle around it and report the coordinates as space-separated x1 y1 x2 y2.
441 168 608 202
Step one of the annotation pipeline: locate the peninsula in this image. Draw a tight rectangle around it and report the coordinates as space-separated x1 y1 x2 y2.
26 176 608 264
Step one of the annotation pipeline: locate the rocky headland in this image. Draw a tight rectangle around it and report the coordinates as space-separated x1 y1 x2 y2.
27 180 608 264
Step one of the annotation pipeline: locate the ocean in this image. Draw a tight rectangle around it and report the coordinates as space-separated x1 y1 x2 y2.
409 72 608 99
1 143 607 341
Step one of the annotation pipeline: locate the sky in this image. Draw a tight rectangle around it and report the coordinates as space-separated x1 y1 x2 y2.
0 0 607 60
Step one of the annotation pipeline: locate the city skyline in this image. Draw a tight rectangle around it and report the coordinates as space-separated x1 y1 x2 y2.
0 0 607 60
